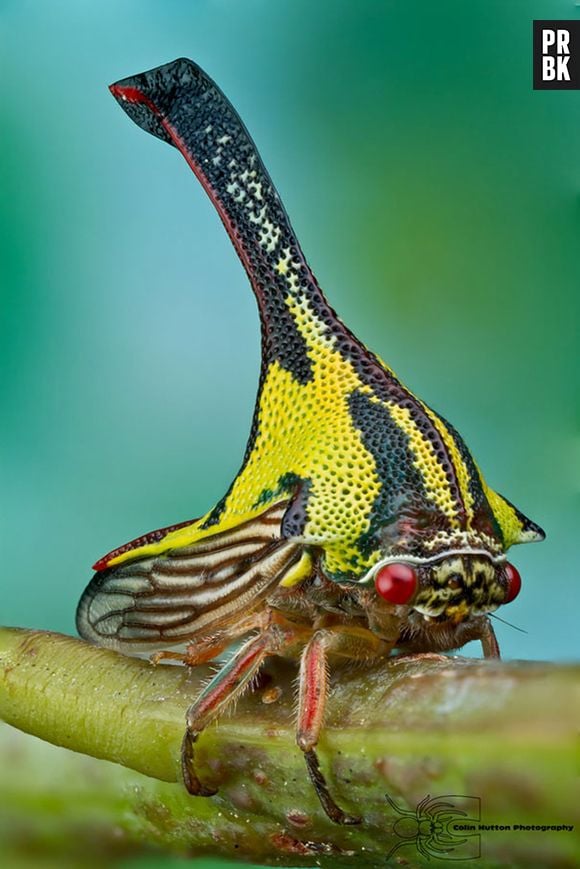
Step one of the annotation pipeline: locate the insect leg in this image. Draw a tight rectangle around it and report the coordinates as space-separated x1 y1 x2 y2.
151 637 230 667
181 612 304 796
479 618 500 658
151 611 269 667
297 626 389 825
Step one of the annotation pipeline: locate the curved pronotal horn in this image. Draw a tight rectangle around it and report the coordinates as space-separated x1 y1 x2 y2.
110 58 337 381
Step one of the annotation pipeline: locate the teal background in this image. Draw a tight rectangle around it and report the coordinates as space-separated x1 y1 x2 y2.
1 2 579 867
1 0 579 712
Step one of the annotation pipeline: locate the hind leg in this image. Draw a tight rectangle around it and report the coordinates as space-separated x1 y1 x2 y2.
150 610 270 667
181 610 308 795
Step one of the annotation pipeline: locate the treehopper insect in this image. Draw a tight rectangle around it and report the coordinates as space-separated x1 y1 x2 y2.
77 58 544 825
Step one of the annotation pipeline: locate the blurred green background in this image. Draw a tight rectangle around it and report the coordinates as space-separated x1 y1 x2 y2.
2 0 579 661
2 0 579 732
1 1 579 865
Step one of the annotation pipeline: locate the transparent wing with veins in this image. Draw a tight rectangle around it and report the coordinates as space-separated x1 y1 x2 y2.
76 502 307 653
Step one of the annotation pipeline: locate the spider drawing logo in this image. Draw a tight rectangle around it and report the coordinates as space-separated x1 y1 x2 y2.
385 793 482 861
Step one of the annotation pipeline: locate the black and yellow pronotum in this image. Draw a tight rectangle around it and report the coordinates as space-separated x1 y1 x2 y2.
77 59 544 824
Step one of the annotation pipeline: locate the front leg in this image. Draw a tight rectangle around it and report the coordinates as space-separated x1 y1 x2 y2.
396 614 501 658
480 617 500 659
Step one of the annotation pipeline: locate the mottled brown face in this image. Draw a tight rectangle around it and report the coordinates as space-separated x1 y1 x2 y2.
413 555 508 624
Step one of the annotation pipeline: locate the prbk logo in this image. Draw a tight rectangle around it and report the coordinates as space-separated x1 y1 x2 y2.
533 21 580 89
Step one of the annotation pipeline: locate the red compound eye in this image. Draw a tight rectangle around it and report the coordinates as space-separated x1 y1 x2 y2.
504 562 522 604
375 563 418 605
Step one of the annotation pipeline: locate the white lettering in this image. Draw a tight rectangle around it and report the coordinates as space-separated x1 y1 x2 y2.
557 55 571 80
556 30 570 54
542 56 556 80
542 30 556 53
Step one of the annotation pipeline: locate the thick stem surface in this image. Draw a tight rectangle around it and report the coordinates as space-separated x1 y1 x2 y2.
0 627 578 867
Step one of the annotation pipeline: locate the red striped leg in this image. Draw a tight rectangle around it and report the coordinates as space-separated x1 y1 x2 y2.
297 625 390 824
181 613 299 796
297 631 356 825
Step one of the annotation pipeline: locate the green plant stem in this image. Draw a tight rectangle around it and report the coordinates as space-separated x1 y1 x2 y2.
0 627 578 867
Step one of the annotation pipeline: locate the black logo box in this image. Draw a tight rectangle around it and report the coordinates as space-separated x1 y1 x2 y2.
533 20 580 89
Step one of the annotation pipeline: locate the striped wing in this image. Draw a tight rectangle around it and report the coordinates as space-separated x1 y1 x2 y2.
76 502 305 654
